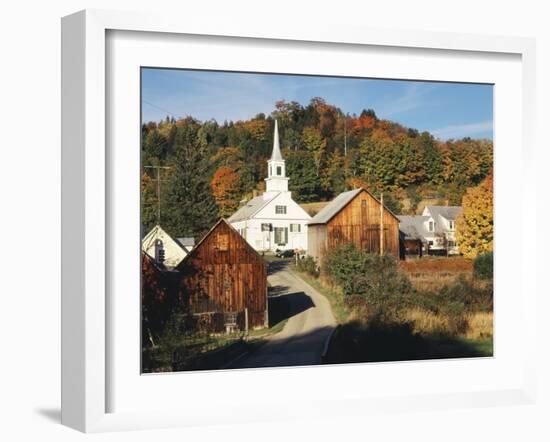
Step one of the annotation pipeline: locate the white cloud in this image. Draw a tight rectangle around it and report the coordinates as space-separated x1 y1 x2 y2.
374 82 438 118
430 120 493 140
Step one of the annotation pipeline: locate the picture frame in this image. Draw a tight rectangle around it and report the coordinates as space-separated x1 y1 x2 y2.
61 9 537 433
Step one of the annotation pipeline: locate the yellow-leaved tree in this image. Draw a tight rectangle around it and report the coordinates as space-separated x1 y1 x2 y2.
456 174 493 258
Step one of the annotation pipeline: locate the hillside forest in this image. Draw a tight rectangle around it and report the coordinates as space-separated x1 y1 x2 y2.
141 97 493 242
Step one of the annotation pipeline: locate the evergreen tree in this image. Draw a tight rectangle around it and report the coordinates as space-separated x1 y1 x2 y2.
418 132 443 184
286 150 322 202
162 125 218 240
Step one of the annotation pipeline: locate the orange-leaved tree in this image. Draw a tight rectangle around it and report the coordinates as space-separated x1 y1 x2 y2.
211 166 242 218
456 174 493 258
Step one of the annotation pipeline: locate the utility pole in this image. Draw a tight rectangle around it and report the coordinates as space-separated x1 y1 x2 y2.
343 114 348 157
143 165 171 224
380 192 384 256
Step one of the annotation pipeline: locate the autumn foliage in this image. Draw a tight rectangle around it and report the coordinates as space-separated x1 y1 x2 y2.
456 174 494 258
141 97 493 236
211 166 242 217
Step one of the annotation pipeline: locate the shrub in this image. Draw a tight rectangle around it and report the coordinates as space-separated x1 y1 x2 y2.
473 251 493 279
440 274 493 314
324 243 412 323
296 255 320 278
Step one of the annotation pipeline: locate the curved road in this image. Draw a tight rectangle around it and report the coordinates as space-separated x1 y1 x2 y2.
231 260 336 369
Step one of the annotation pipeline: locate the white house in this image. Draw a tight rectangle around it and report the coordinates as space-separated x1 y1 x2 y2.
398 205 463 256
141 224 191 268
228 120 311 252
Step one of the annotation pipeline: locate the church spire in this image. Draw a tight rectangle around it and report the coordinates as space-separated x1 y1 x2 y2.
270 119 283 161
264 119 289 194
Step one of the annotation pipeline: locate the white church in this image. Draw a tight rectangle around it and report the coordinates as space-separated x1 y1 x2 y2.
228 120 311 252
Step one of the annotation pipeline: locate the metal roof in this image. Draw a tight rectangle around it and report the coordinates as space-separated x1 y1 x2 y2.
176 237 195 247
308 188 363 225
227 193 279 223
424 205 462 221
397 215 431 240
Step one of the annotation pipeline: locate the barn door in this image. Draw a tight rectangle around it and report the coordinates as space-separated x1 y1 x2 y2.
360 199 368 250
222 265 233 312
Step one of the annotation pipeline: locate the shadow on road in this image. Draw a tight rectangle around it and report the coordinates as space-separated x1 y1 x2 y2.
230 325 335 369
267 259 291 275
268 284 290 296
268 290 315 327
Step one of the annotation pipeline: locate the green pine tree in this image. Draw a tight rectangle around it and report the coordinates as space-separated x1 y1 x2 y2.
162 125 219 240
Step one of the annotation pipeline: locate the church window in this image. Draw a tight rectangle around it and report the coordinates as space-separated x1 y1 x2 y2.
276 166 282 176
275 205 287 214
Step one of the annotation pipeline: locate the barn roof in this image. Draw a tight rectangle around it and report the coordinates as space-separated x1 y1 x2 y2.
178 218 265 267
308 189 362 225
227 193 279 223
308 188 400 225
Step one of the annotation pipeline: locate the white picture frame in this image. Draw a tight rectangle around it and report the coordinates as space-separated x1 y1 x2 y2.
61 9 537 433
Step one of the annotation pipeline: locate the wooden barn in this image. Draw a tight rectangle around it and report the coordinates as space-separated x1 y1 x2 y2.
176 219 268 333
307 188 400 264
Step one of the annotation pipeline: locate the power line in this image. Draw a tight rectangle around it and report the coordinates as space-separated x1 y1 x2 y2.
143 165 172 224
142 99 184 120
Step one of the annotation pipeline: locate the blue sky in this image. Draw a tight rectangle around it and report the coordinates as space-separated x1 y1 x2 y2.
141 68 493 140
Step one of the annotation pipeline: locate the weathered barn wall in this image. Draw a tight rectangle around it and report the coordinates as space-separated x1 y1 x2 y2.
308 189 400 264
178 220 268 331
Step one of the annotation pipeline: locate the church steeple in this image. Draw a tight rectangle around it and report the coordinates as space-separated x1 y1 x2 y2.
265 120 289 194
271 119 283 161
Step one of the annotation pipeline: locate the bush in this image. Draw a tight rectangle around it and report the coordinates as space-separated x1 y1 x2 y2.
324 243 412 323
473 251 493 279
296 255 320 278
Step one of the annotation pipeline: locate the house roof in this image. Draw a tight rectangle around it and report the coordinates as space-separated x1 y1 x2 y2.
308 188 400 225
424 205 462 221
397 215 431 241
227 193 279 223
176 237 195 247
142 225 187 253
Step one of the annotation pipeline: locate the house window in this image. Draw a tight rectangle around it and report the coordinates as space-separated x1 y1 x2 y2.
275 205 287 214
154 239 165 263
448 241 456 247
276 166 282 176
261 223 272 232
290 223 301 233
449 220 455 230
274 227 288 245
429 221 434 232
216 233 229 251
361 200 367 207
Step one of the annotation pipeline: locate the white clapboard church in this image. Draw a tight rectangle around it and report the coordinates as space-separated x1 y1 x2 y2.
228 120 311 252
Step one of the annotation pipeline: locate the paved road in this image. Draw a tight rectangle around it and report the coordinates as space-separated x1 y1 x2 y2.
231 260 336 369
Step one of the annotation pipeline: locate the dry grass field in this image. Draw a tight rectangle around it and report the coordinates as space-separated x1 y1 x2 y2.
299 201 330 217
399 256 473 290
